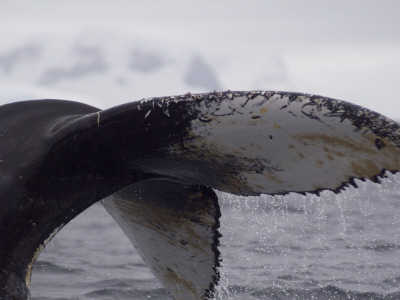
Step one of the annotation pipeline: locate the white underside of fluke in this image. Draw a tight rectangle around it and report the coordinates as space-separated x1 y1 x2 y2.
103 184 219 300
162 92 400 195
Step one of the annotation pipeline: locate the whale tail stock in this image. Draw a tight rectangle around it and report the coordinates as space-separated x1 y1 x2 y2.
1 91 400 299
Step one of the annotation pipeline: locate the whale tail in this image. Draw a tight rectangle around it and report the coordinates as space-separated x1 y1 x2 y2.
1 91 400 299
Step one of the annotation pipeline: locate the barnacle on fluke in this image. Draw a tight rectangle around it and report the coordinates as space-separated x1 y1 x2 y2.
1 91 400 299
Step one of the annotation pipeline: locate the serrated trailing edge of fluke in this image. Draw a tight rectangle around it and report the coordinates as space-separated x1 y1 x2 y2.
135 90 400 197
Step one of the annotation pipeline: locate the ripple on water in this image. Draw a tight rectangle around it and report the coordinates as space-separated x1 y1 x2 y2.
84 287 169 300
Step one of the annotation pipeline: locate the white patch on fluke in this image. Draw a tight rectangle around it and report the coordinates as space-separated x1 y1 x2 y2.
144 109 151 119
26 224 64 288
164 92 400 194
96 111 100 127
103 186 219 300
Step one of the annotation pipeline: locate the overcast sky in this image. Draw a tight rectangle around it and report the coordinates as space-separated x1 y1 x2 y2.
1 1 399 118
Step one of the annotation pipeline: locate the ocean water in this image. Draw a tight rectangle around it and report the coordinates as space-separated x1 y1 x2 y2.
30 174 400 300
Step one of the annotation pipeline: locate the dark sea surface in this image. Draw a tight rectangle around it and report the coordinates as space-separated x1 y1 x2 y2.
31 174 400 300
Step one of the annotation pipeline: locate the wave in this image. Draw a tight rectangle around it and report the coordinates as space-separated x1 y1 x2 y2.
225 285 400 300
84 287 168 300
33 261 84 274
346 243 400 252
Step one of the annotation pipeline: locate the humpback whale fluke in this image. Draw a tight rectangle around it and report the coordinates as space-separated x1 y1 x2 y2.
1 91 400 299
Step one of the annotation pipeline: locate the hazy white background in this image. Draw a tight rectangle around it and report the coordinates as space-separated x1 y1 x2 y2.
1 0 399 118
